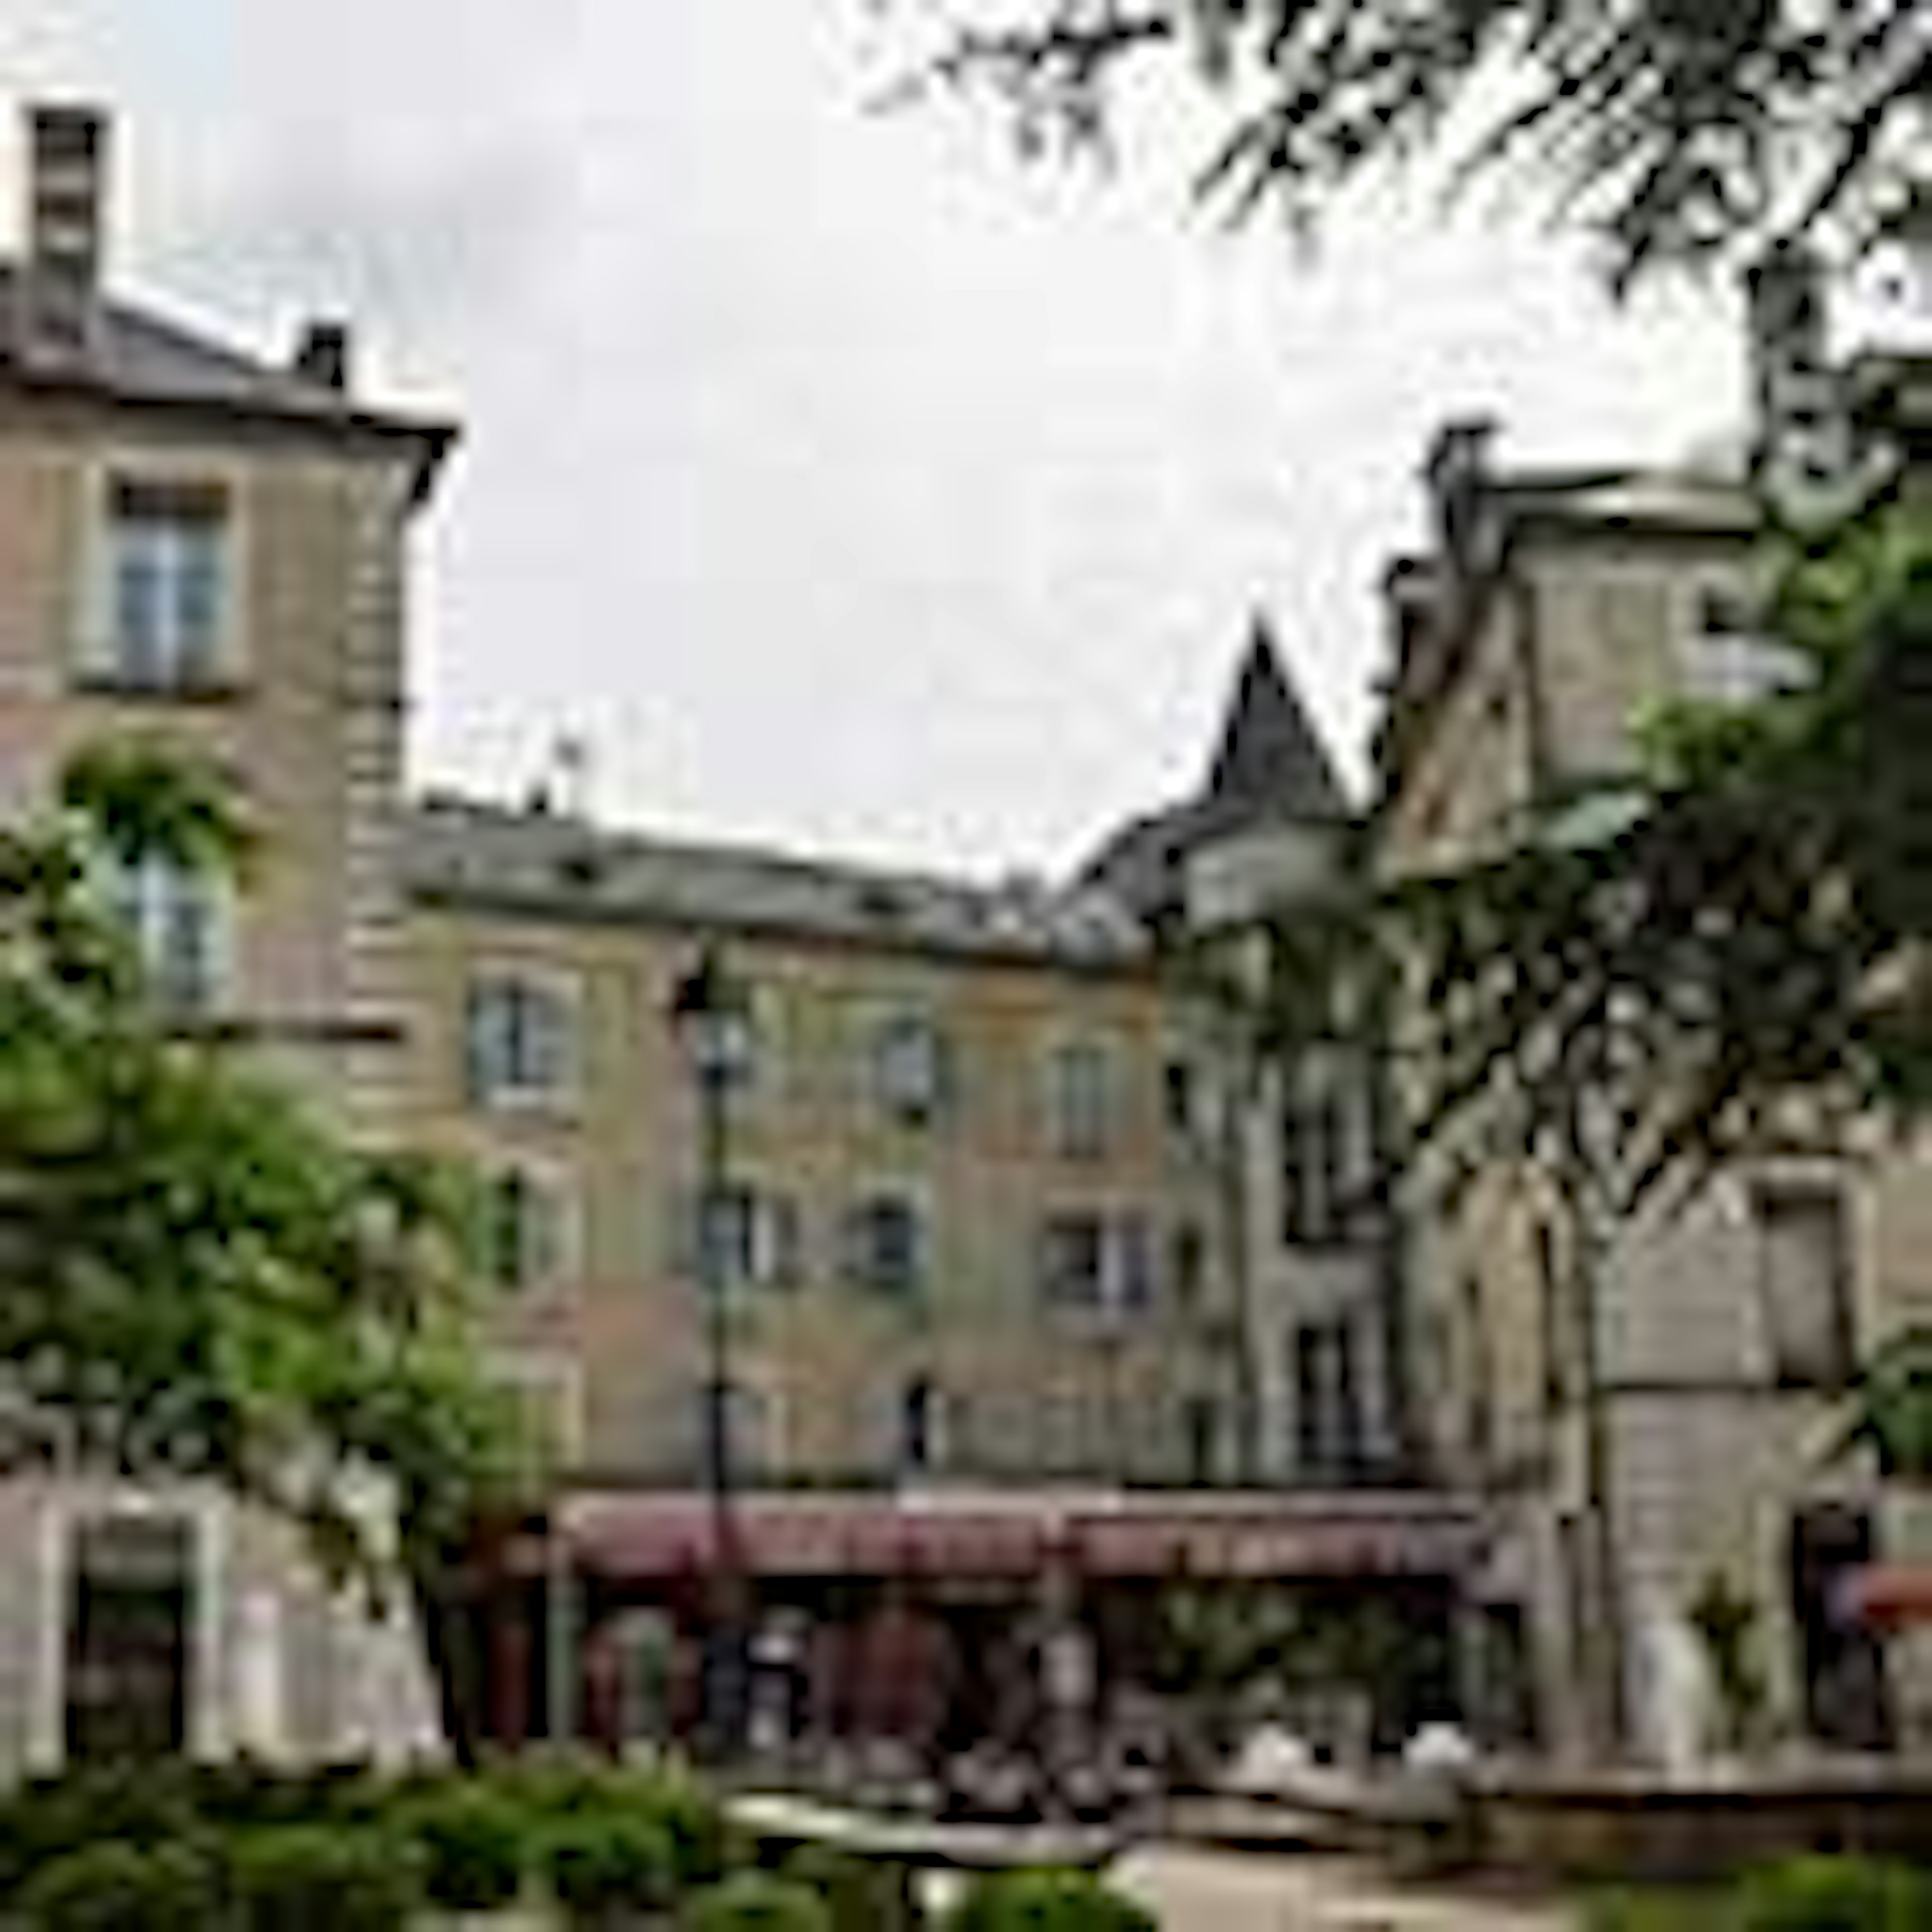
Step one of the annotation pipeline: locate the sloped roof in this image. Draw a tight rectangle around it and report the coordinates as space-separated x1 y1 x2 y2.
1080 619 1350 919
404 795 1151 972
0 268 456 500
1205 620 1346 819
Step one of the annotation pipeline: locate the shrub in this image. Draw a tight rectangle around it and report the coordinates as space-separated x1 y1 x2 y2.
951 1869 1159 1932
406 1781 529 1912
229 1824 424 1932
785 1842 914 1932
542 1812 681 1926
18 1839 223 1932
1731 1857 1932 1931
646 1771 740 1888
685 1871 836 1932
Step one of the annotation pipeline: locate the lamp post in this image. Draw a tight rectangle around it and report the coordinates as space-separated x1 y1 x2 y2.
671 943 753 1761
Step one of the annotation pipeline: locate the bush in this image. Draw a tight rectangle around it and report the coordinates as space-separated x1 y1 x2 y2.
785 1843 914 1932
229 1824 424 1932
1731 1857 1932 1931
542 1812 681 1926
18 1839 223 1932
685 1872 836 1932
405 1781 529 1912
646 1771 740 1888
951 1869 1158 1932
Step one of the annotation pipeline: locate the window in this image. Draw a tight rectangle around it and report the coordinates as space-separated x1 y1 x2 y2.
1682 584 1811 706
1182 1396 1220 1485
1281 1071 1353 1245
900 1378 947 1474
1039 1213 1107 1309
100 852 231 1013
1292 1320 1366 1479
1460 1275 1495 1456
99 478 231 690
873 1012 947 1126
485 1351 584 1473
1536 1221 1569 1411
65 1514 194 1763
1045 1040 1112 1160
1038 1212 1154 1315
844 1193 926 1297
696 1381 780 1480
698 1186 800 1292
1169 1221 1206 1308
1113 1212 1155 1312
1757 1186 1856 1389
464 973 573 1107
1164 1055 1216 1154
479 1167 571 1295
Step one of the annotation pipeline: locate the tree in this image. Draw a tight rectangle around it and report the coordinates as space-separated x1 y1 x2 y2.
1251 499 1932 1474
0 742 526 1759
879 0 1932 288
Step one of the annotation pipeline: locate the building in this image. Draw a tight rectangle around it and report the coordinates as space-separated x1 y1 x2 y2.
1371 306 1932 1762
1084 621 1409 1493
405 660 1471 1755
0 103 1474 1774
0 105 454 1774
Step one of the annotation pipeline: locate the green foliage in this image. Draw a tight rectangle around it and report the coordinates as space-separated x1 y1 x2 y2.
401 1780 529 1912
540 1811 682 1925
0 746 524 1750
1686 1573 1769 1753
228 1824 424 1932
784 1842 914 1932
878 1 1930 288
1730 1857 1932 1931
685 1872 836 1932
951 1868 1158 1932
16 1840 223 1932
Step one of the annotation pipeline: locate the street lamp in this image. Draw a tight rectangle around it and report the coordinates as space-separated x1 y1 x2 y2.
670 943 754 1760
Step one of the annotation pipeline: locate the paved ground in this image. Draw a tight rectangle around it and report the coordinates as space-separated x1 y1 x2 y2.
1113 1844 1578 1932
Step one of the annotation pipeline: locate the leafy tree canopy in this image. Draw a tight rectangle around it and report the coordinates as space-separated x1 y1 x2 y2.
880 0 1932 288
0 743 526 1733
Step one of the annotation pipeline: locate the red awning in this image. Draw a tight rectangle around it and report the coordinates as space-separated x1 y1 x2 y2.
1836 1563 1932 1630
494 1491 1485 1586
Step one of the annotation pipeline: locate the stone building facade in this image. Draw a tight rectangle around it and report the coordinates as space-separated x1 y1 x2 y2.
0 105 453 1775
1372 371 1932 1762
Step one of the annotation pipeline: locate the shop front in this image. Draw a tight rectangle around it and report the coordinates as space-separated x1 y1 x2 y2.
466 1488 1482 1789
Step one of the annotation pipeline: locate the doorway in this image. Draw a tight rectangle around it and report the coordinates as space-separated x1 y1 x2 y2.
64 1514 194 1763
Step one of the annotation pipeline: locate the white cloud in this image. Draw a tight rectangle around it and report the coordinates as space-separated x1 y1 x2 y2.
0 2 1748 873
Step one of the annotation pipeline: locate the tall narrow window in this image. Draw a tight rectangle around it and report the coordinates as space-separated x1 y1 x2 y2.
480 1167 571 1295
100 852 231 1014
101 478 230 690
1046 1040 1112 1160
1757 1186 1856 1389
901 1378 948 1475
873 1012 947 1127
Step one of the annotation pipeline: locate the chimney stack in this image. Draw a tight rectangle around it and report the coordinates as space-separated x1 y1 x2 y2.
19 104 109 362
1423 415 1497 568
1747 243 1856 520
292 318 352 393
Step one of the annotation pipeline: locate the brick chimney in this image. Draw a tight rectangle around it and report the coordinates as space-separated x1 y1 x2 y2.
292 318 352 393
18 104 109 363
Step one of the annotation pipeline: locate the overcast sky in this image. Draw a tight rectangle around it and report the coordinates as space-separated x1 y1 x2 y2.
3 1 1748 876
